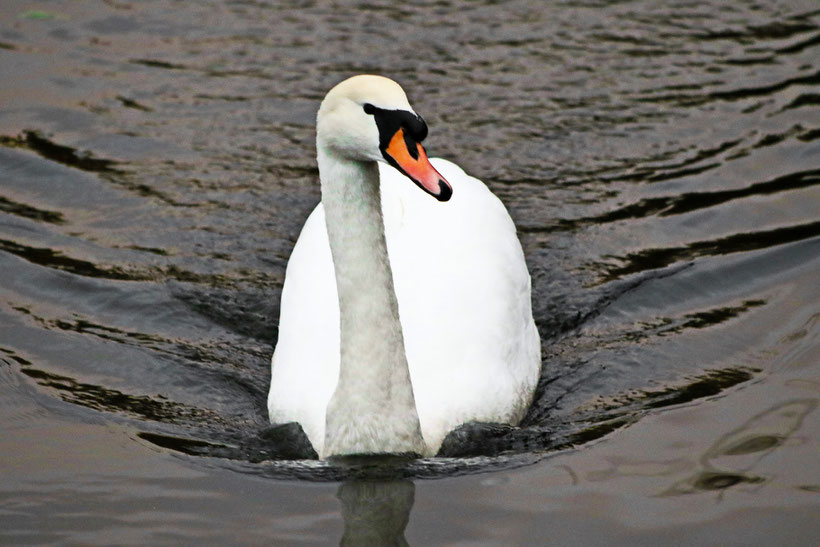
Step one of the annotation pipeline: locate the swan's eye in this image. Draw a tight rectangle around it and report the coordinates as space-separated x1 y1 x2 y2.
363 103 376 115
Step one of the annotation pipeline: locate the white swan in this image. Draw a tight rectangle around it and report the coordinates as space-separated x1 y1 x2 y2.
267 75 540 458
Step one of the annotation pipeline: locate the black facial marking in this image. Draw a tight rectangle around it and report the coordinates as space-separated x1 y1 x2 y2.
363 103 376 115
367 105 428 157
403 129 419 160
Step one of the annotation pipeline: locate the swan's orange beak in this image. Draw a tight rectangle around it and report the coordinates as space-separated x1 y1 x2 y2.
383 128 452 202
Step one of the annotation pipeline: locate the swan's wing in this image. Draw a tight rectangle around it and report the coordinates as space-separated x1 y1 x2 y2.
381 159 541 452
267 204 338 453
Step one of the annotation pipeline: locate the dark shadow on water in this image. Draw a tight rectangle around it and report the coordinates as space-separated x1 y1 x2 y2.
18 366 219 424
0 195 65 224
595 220 820 284
0 131 122 174
557 168 820 231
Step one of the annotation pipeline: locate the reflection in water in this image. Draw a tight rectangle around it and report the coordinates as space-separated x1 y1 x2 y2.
337 481 414 547
660 399 817 497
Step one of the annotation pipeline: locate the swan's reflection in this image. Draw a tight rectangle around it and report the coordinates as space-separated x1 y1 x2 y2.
336 480 415 547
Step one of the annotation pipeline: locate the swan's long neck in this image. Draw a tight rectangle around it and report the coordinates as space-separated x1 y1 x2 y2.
317 145 426 457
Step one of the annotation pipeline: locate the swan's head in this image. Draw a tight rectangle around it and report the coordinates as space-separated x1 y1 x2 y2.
317 74 452 201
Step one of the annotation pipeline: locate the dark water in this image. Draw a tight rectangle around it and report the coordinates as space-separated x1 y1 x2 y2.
1 0 818 543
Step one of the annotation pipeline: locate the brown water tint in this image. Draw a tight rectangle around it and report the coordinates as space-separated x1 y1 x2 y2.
1 0 818 543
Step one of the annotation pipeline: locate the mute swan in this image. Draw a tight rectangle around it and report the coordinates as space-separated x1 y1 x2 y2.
267 75 540 458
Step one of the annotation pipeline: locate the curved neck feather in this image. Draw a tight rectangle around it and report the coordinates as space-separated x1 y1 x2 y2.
317 145 425 457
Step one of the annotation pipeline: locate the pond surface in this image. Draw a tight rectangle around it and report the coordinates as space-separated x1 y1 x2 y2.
1 0 818 543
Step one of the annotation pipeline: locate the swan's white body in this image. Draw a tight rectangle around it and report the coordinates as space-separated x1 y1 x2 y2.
267 76 540 458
